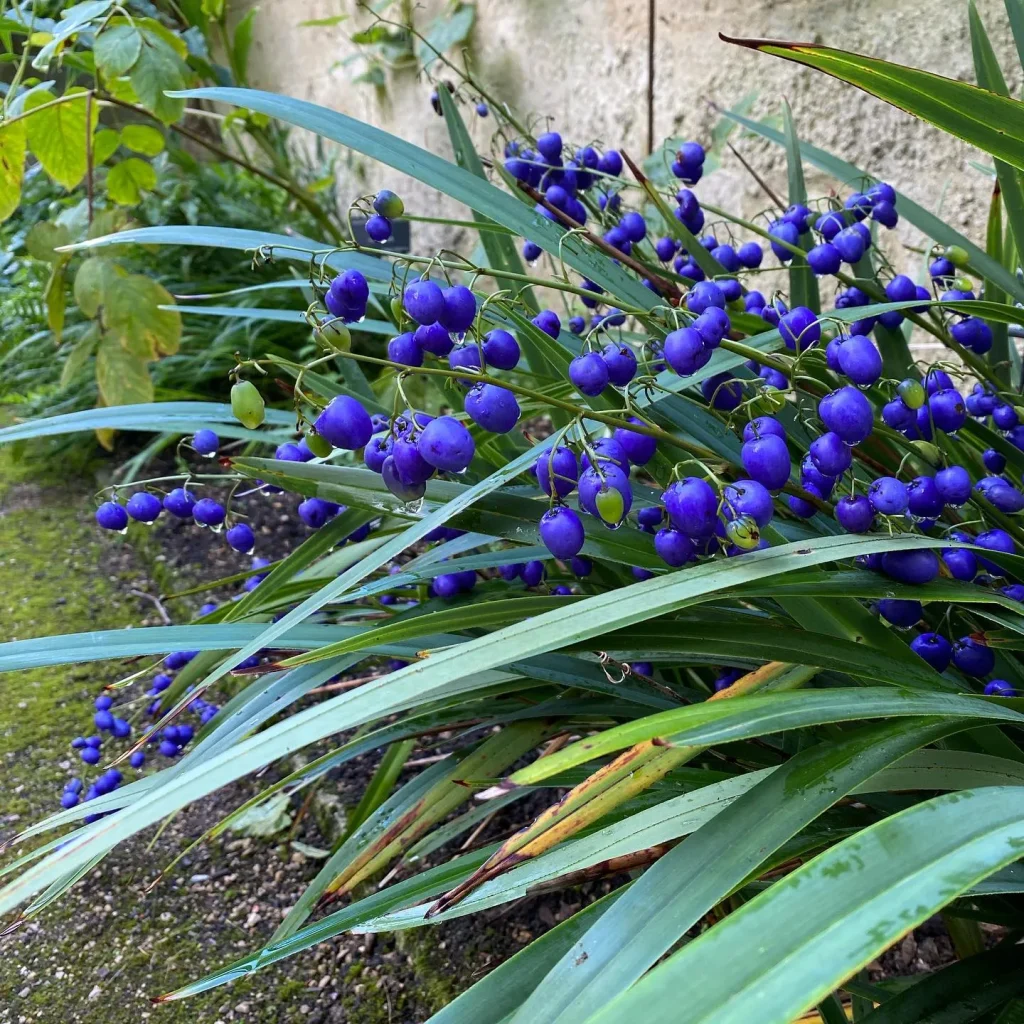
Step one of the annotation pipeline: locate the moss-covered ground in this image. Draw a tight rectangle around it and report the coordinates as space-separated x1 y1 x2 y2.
0 438 461 1023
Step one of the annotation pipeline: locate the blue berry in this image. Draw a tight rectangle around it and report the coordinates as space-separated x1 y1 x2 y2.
536 446 578 498
298 497 334 529
779 307 820 351
664 477 718 537
819 386 874 444
95 502 128 531
192 429 219 456
404 279 445 325
366 214 392 242
868 477 908 515
952 637 995 677
226 523 256 553
911 633 952 672
418 416 475 472
837 335 882 386
521 560 545 587
482 329 520 370
613 418 656 466
81 746 101 765
539 507 586 558
984 680 1017 696
601 343 637 386
438 285 477 333
315 396 373 450
742 434 791 491
809 432 852 478
835 495 874 533
880 549 939 585
126 492 162 523
193 498 226 528
388 332 423 367
877 599 922 627
465 383 520 433
569 352 610 396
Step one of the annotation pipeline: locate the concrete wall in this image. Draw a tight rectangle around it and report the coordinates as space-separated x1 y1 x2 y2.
235 0 1019 266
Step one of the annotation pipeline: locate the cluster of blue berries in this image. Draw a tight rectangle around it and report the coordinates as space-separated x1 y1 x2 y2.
61 649 225 820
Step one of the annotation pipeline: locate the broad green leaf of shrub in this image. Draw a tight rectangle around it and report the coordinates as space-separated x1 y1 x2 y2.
119 123 164 156
31 0 113 71
44 262 66 341
93 22 142 78
24 86 98 190
104 274 181 357
0 120 25 223
419 2 475 69
106 157 158 205
130 29 189 123
95 332 154 408
25 221 72 262
60 326 99 388
91 128 121 166
73 257 122 317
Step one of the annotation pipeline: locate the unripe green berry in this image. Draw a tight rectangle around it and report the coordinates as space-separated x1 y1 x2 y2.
594 486 625 527
373 189 405 220
305 429 333 458
320 320 351 351
231 380 265 429
390 295 404 324
944 244 970 267
952 274 973 292
897 378 926 410
725 515 760 550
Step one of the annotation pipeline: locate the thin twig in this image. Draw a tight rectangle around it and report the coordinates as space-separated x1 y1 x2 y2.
727 141 785 210
129 589 172 625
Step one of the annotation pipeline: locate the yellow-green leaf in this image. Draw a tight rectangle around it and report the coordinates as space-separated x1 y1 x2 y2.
0 120 26 223
106 157 157 205
119 124 164 156
93 23 142 78
24 87 98 190
25 221 72 262
60 326 99 388
202 0 225 20
44 261 67 340
103 274 181 357
86 207 129 240
73 257 122 317
92 128 121 166
96 332 154 407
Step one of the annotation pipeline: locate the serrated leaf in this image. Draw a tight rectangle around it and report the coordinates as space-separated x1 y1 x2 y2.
93 22 142 78
0 120 25 224
95 333 154 406
119 123 164 156
24 87 98 190
91 128 121 166
25 221 72 262
73 257 121 317
130 35 187 123
103 274 180 357
106 156 158 204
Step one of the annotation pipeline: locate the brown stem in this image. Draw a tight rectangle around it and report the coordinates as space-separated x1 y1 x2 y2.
514 180 681 301
99 94 343 243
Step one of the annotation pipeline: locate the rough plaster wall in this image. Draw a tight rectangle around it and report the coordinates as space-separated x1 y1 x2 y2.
238 0 1018 270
